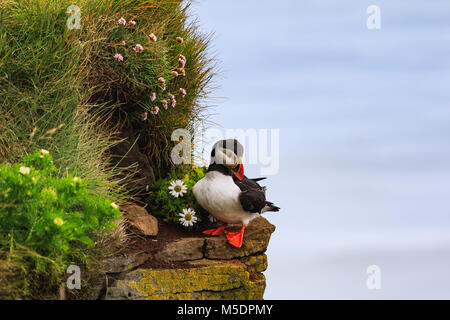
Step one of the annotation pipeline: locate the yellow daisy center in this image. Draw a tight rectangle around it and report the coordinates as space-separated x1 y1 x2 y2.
174 185 182 192
184 213 192 221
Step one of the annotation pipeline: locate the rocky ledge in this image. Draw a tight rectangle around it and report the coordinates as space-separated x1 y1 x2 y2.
94 214 275 300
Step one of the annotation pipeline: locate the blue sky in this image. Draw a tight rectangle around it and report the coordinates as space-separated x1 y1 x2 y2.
191 0 450 299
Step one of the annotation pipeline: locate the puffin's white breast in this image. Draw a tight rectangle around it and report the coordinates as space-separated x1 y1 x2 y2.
193 171 258 225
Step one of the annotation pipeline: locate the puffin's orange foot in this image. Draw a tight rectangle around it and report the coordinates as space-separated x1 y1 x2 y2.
202 224 228 236
226 225 246 248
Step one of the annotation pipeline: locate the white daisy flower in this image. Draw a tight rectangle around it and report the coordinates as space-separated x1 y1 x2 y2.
168 180 187 198
19 166 30 175
179 208 197 227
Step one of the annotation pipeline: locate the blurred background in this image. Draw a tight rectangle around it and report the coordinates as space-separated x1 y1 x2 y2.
191 0 450 299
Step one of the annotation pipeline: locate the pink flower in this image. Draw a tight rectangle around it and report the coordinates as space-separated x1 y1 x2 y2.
141 112 148 121
170 71 178 77
179 88 186 98
167 93 176 107
114 53 124 62
119 40 126 46
161 100 168 109
178 58 185 68
177 68 186 76
133 44 144 53
118 17 126 25
176 36 184 43
128 20 136 26
179 54 186 62
158 77 166 90
149 33 157 42
150 92 156 101
150 106 159 115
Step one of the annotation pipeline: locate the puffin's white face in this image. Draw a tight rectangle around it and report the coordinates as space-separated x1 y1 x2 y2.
214 146 241 167
210 139 245 180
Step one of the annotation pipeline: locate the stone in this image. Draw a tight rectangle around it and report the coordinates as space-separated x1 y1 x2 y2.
240 254 268 273
123 204 158 236
204 217 275 259
153 238 205 262
99 217 276 300
88 275 107 300
104 259 265 300
104 251 151 273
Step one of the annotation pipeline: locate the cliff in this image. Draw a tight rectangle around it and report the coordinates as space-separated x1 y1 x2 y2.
94 216 275 300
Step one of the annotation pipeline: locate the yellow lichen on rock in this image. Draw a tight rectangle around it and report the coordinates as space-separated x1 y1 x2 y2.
106 259 266 300
103 217 275 300
131 260 246 296
240 254 268 274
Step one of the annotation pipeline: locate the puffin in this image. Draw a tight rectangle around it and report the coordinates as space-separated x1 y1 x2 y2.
193 139 280 248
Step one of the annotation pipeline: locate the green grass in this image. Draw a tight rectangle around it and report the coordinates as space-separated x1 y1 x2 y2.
0 0 217 299
0 150 121 299
0 0 216 180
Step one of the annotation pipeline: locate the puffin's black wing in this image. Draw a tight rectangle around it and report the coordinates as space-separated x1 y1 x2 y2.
239 189 266 213
233 175 280 213
233 174 266 212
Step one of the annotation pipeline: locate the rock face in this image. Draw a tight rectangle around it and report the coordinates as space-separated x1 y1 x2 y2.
108 129 156 199
100 217 275 300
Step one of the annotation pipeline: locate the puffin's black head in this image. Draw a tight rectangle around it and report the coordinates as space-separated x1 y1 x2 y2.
210 139 245 180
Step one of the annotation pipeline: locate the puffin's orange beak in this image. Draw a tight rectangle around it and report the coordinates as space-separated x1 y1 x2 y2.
232 161 244 180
